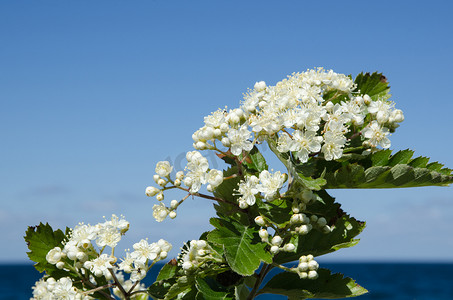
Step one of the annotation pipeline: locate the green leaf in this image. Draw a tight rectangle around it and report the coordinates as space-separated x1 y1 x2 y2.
354 72 390 101
310 149 453 189
256 198 292 228
156 261 178 281
242 146 268 173
195 277 234 300
258 269 367 299
164 276 194 300
24 223 67 273
207 217 272 276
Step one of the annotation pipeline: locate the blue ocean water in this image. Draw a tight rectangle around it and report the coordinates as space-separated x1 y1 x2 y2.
2 262 452 299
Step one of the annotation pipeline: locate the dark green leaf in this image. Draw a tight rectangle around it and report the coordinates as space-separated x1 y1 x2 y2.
24 223 67 274
354 72 390 101
208 217 272 276
195 277 234 300
258 269 367 299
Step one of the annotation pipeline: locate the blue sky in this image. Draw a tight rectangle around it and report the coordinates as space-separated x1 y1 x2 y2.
1 1 452 263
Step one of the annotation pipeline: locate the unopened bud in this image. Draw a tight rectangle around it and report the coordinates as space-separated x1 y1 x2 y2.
145 186 159 197
254 216 266 226
169 211 177 219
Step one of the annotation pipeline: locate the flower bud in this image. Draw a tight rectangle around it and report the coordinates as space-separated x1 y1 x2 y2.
259 229 269 241
156 192 164 201
160 251 168 259
254 81 266 92
283 243 295 252
290 214 301 224
310 215 318 223
270 245 279 254
254 216 266 226
221 137 231 147
174 179 181 186
306 254 314 261
145 186 159 197
317 217 327 227
363 94 371 105
195 141 206 150
271 235 283 246
157 179 167 187
308 260 319 270
153 174 160 183
176 171 184 180
213 128 222 137
298 225 310 235
219 123 229 133
308 270 318 280
301 189 313 202
169 211 177 219
184 177 193 187
170 200 179 209
298 262 308 271
56 261 65 269
238 200 248 209
299 271 308 279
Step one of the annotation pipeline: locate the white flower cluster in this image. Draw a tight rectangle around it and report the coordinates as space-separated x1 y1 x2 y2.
31 277 92 300
189 68 403 168
236 170 286 208
35 215 170 299
146 156 225 222
118 238 172 282
178 240 223 272
46 215 130 271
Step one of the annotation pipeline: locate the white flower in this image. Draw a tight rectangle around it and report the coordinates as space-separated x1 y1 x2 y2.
292 130 323 163
321 131 346 161
118 252 135 273
227 124 254 156
362 121 391 148
104 214 129 233
131 239 161 263
236 175 259 206
368 100 392 124
84 254 115 277
96 225 121 248
152 203 169 222
46 247 63 265
155 161 173 177
184 151 209 193
52 277 80 299
130 261 147 282
257 170 285 200
70 224 98 249
207 169 224 188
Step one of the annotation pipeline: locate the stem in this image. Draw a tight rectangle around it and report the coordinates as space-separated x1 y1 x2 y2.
108 268 129 300
246 264 272 300
80 277 116 300
175 186 229 203
84 283 116 295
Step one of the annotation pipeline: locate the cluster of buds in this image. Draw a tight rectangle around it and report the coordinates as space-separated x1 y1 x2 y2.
178 240 224 272
294 255 319 279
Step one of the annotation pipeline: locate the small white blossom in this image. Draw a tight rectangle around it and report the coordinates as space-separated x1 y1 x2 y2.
152 203 169 222
257 170 285 200
155 161 173 177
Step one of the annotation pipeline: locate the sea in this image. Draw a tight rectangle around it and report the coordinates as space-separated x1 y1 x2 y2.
2 262 453 299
